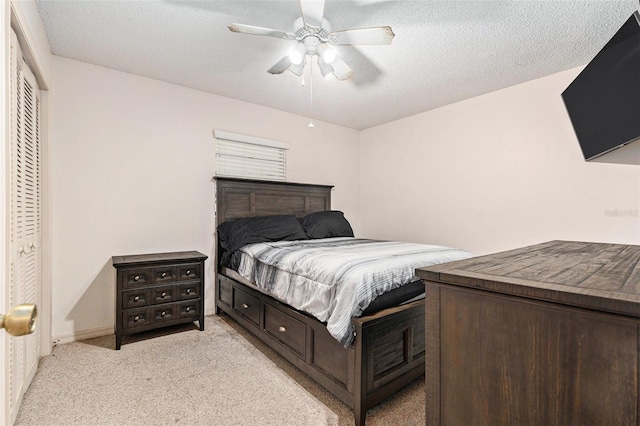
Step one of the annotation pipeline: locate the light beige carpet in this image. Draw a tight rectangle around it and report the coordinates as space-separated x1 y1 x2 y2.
16 315 425 425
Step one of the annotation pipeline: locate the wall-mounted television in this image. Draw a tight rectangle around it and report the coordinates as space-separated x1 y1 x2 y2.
562 11 640 163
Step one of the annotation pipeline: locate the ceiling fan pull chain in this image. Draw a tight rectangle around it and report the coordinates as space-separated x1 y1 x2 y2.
309 59 314 128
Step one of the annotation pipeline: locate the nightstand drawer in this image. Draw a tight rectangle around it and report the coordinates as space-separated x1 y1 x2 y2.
152 304 176 323
151 266 178 284
178 300 199 318
122 268 150 288
264 304 306 358
179 282 199 300
123 308 151 329
179 263 200 281
152 285 176 305
123 289 150 309
233 288 260 326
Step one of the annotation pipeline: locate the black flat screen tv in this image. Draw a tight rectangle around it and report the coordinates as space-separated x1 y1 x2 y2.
562 11 640 161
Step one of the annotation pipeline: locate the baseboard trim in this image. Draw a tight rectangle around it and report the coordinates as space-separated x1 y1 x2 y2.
52 316 216 346
53 325 113 345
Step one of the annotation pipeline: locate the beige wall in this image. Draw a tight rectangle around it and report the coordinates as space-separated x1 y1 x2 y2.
50 56 360 342
360 66 640 256
49 56 640 342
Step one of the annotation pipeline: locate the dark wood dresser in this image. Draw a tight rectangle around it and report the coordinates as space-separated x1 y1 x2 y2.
113 251 208 350
417 240 640 426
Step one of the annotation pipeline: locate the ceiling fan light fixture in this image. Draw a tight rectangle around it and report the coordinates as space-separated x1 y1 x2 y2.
289 43 307 65
317 56 334 78
289 59 305 76
317 43 336 64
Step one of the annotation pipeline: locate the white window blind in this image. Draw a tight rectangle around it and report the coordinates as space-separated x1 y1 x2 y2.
214 131 288 181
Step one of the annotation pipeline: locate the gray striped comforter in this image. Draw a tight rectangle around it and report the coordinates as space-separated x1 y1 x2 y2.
237 237 472 347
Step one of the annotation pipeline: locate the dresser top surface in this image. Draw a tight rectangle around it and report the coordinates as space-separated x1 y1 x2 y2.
112 250 208 267
417 240 640 316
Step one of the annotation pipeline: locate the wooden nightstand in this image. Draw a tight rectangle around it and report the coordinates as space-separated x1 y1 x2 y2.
112 251 208 350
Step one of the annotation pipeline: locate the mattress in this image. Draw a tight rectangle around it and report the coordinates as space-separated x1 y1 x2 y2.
236 237 472 346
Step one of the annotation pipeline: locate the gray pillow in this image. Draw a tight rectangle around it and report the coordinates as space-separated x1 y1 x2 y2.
300 211 354 239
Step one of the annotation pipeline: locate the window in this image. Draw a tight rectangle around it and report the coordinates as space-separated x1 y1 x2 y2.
214 131 288 181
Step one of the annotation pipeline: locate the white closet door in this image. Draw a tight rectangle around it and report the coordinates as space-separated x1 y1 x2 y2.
8 29 41 425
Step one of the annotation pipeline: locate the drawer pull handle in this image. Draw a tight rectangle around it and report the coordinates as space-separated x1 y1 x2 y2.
186 307 192 313
133 296 140 302
241 303 249 309
133 275 140 282
186 288 192 295
133 315 140 322
160 311 166 317
186 270 192 276
161 272 167 278
278 326 286 333
161 292 167 298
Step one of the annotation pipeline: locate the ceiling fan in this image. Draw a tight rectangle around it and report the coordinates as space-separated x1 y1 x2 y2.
228 0 395 81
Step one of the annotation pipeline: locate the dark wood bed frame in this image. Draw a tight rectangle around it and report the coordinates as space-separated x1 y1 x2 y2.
214 177 425 426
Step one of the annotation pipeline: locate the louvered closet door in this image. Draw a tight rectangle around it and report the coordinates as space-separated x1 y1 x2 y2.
8 29 41 425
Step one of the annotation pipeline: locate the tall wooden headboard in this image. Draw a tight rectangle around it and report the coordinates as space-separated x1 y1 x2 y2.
214 177 334 227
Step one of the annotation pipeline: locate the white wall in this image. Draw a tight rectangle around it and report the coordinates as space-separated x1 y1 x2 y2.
360 66 640 256
50 56 360 342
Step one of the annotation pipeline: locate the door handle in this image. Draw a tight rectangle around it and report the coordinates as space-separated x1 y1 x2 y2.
0 304 37 336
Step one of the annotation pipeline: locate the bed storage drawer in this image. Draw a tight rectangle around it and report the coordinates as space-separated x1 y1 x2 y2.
264 303 306 358
233 287 260 327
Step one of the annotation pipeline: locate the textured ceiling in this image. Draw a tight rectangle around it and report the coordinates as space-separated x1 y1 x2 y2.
35 0 639 130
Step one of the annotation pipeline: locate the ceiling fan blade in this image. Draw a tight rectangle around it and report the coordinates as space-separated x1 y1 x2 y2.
228 23 294 40
268 56 292 74
329 26 395 45
331 56 354 81
299 0 325 28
